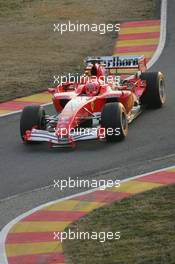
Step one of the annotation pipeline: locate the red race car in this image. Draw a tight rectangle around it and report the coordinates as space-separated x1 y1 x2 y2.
20 56 166 147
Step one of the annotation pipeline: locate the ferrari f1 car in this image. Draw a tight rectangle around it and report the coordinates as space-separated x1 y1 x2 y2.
20 55 166 147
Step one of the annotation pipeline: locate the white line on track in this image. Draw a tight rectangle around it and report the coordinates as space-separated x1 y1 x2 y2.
147 0 167 69
0 102 52 118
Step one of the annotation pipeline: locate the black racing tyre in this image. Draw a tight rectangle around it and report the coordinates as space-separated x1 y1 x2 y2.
20 105 46 141
101 102 128 142
80 119 93 128
140 72 166 108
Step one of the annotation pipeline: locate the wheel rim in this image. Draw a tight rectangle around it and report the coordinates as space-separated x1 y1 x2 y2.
159 79 166 104
121 111 128 136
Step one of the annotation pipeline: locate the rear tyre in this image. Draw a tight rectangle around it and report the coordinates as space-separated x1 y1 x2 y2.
20 105 46 142
140 72 165 108
101 102 128 142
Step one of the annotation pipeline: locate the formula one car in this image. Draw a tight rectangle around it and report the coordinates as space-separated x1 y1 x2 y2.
20 55 166 147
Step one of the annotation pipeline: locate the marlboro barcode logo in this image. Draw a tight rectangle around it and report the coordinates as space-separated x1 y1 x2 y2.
85 56 141 68
106 56 139 67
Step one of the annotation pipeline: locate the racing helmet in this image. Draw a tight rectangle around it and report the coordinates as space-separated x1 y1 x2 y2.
85 82 100 96
91 64 104 77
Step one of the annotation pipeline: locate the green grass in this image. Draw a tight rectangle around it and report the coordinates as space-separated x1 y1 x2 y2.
0 0 31 17
63 184 175 264
0 1 22 15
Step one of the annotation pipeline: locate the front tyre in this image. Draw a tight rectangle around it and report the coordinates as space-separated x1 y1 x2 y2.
20 105 46 142
101 102 128 142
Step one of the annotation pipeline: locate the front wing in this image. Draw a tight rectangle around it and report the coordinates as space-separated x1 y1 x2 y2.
25 128 100 146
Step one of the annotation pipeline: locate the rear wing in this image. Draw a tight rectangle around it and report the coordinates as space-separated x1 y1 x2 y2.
84 56 147 72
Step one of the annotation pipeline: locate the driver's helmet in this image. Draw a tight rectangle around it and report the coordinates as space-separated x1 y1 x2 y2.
85 82 100 96
91 64 104 77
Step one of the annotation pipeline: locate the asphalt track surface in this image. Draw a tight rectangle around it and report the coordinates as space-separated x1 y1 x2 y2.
0 2 174 210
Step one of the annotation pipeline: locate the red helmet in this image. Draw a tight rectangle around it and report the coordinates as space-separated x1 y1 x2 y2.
85 82 100 96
